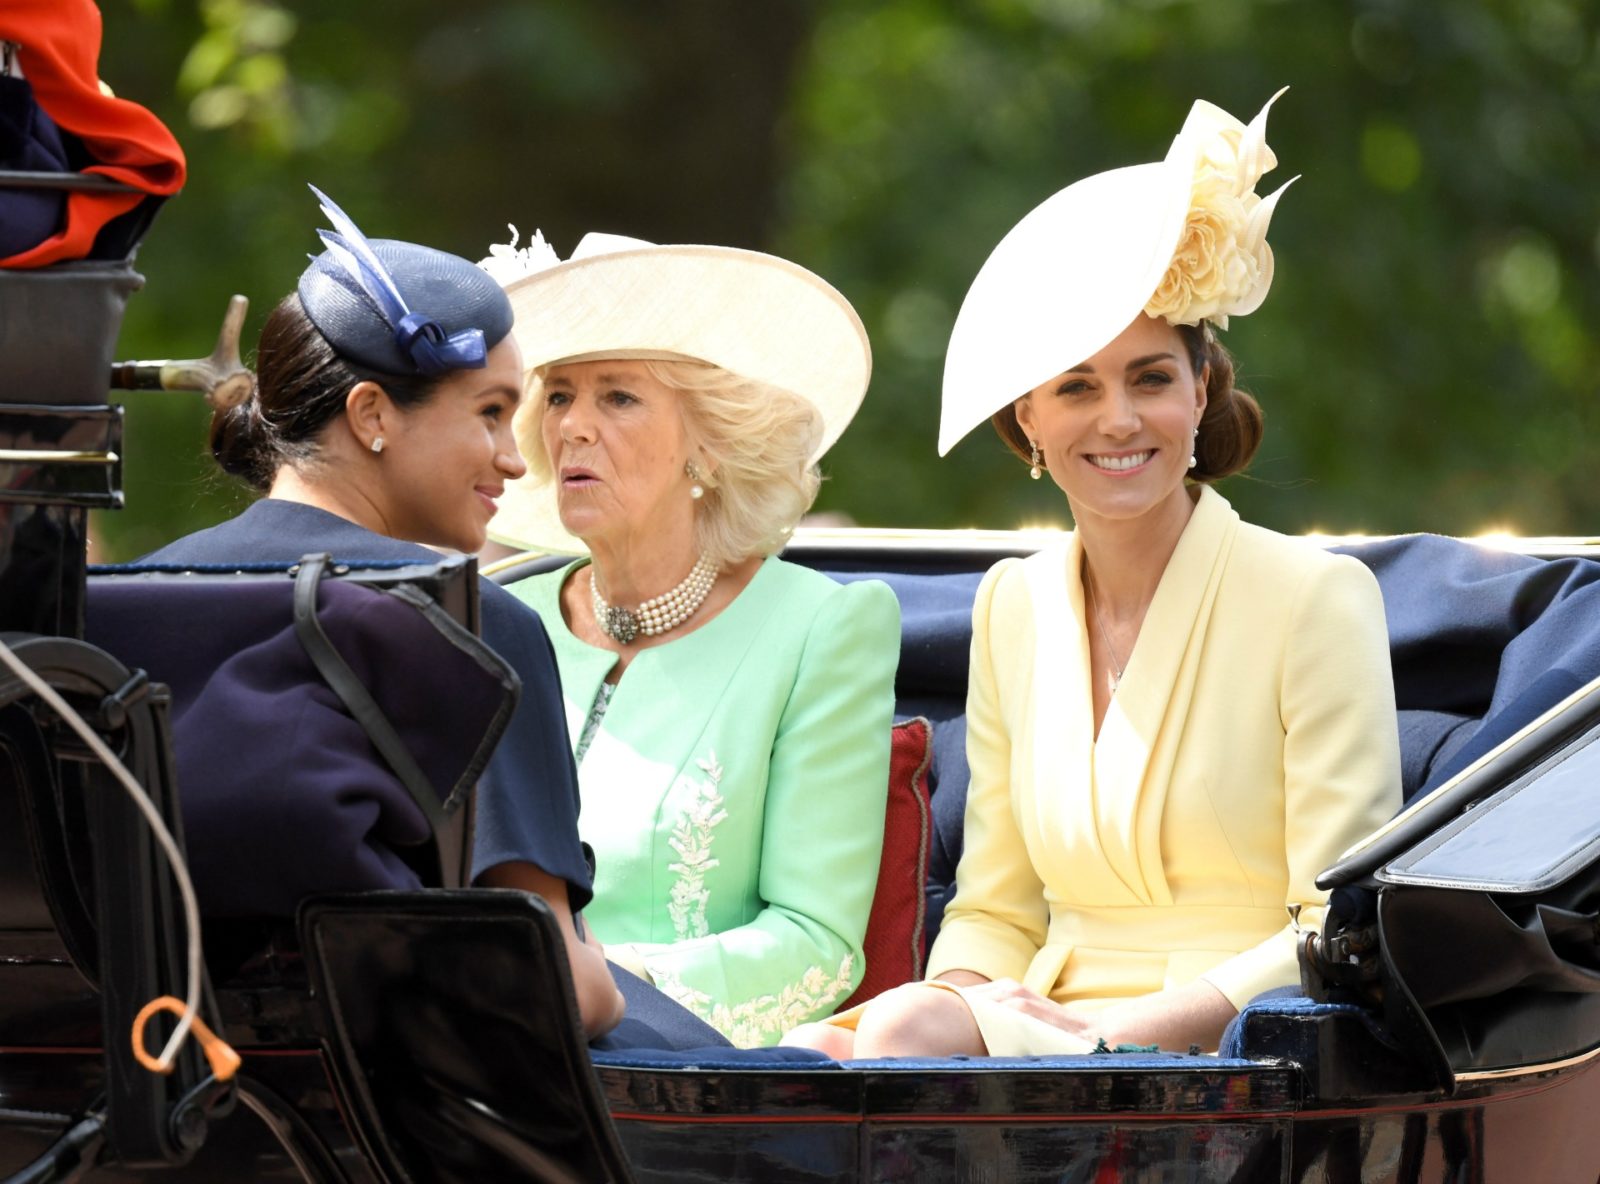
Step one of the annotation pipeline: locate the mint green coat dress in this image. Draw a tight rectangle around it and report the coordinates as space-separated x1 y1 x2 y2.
513 557 899 1047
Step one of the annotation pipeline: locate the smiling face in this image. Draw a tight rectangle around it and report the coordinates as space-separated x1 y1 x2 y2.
537 359 697 553
377 334 528 553
1014 312 1207 531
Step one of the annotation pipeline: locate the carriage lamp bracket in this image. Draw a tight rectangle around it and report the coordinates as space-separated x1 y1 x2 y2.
110 295 254 411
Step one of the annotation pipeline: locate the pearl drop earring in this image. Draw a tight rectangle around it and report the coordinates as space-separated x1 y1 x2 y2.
1028 441 1042 480
1188 428 1198 470
685 458 706 499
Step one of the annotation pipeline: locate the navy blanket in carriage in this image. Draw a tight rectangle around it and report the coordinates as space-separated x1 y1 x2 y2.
836 534 1600 948
86 575 518 917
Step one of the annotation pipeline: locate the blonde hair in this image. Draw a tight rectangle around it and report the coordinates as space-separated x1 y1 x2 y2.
516 358 823 569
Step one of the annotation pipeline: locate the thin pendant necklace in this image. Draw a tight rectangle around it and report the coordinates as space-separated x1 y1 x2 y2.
591 554 719 645
1086 576 1128 693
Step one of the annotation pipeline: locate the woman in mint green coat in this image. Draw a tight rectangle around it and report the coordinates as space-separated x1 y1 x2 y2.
484 231 899 1047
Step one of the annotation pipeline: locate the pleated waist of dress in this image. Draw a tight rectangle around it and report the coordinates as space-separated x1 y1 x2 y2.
1044 902 1287 955
1024 903 1291 1000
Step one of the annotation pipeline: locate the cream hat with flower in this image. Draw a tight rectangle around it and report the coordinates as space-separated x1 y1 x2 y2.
938 88 1294 456
477 232 871 552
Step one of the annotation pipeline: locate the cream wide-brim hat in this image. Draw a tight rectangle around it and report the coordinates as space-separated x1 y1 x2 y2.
487 234 871 553
938 89 1292 457
937 142 1197 457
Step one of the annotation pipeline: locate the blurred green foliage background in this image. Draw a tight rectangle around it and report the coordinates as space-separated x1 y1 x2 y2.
94 0 1600 558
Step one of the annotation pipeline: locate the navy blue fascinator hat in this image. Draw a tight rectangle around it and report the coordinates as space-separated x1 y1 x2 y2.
297 186 513 376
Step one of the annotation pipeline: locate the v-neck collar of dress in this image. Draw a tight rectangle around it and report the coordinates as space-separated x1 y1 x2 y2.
1024 485 1241 906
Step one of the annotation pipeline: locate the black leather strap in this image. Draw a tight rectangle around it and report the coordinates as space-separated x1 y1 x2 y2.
291 554 464 889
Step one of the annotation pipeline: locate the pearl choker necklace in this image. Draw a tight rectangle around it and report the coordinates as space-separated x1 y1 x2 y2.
591 555 719 644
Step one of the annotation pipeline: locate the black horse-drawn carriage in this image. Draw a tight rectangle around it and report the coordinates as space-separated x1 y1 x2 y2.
1 178 1598 1183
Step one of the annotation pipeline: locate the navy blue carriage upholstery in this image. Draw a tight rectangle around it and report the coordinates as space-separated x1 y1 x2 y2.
1356 536 1600 799
831 533 1600 955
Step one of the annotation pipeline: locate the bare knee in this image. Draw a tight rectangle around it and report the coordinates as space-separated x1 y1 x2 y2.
854 985 985 1059
780 1021 856 1058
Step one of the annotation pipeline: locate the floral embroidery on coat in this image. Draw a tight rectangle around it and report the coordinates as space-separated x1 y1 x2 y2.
666 752 728 941
653 954 857 1048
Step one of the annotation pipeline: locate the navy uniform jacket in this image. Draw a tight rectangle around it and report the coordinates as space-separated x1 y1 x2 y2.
141 498 592 911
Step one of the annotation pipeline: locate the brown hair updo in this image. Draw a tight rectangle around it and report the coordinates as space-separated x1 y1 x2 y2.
209 293 445 492
988 320 1263 483
1176 321 1263 483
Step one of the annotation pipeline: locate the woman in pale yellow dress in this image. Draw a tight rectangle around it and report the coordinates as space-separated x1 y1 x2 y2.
787 90 1402 1059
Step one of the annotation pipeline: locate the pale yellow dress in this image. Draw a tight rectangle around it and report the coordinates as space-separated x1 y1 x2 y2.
841 487 1401 1054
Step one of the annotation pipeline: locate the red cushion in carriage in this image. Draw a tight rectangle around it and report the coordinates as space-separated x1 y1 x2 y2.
838 716 934 1012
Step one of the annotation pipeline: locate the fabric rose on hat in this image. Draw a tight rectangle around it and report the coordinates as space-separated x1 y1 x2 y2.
1145 87 1296 329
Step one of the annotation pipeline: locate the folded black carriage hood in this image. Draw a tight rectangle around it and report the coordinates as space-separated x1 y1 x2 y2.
1319 675 1600 1087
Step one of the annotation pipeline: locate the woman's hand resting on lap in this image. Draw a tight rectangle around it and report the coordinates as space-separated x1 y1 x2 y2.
964 980 1098 1052
1066 979 1236 1052
961 977 1237 1053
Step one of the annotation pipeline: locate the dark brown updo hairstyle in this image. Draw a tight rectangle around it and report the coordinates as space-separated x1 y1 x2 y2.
988 320 1263 484
209 292 445 492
